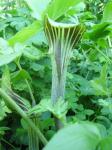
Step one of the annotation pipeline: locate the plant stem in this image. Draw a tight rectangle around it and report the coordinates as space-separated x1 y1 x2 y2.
0 88 48 145
17 62 36 106
1 138 16 149
25 79 36 106
45 17 85 130
107 36 112 48
28 118 39 150
51 56 67 130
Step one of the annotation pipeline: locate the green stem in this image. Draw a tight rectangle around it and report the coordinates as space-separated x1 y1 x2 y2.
17 62 36 106
28 118 39 150
0 88 48 145
51 56 67 130
1 138 16 149
45 17 85 130
107 36 112 48
25 79 36 106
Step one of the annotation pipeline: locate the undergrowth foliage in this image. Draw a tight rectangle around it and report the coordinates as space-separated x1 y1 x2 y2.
0 0 112 150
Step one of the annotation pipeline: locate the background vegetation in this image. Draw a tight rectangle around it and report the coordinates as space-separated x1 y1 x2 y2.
0 0 112 149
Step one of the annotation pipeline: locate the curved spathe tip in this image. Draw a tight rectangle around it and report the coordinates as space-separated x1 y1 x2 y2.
44 15 86 49
45 15 79 28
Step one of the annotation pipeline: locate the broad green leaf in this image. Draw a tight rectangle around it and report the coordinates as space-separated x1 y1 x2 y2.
8 21 42 46
87 2 112 41
0 38 23 66
23 45 44 60
97 136 112 150
44 122 101 150
68 2 86 15
102 2 112 23
46 0 83 20
11 69 32 82
11 69 32 91
24 0 82 20
30 63 45 71
88 23 111 40
24 0 51 20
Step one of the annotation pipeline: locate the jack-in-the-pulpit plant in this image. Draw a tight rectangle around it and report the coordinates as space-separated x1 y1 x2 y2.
45 16 85 129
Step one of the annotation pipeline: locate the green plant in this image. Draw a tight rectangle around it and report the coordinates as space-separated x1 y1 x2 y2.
0 0 112 150
44 16 85 129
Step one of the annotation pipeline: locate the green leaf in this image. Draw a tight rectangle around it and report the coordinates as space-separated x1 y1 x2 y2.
11 69 32 91
84 109 94 116
90 64 108 95
44 122 101 150
30 63 45 71
0 88 48 145
69 74 94 95
0 38 23 66
23 46 44 60
46 0 83 20
88 23 111 40
28 99 52 115
68 2 85 15
28 98 68 120
102 2 112 23
0 126 10 136
8 21 42 46
99 98 112 114
7 0 82 47
24 0 82 20
97 136 112 150
24 0 51 20
1 66 11 91
88 17 112 41
0 66 11 120
12 69 32 82
52 98 68 120
0 100 11 121
96 116 111 129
